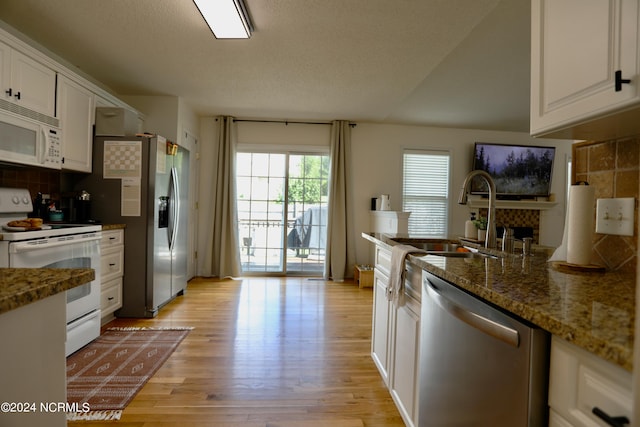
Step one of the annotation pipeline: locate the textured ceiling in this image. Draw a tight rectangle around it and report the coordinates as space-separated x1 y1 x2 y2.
0 0 531 131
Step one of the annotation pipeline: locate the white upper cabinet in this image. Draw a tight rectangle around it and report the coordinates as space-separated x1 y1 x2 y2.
531 0 640 140
0 40 56 117
57 75 95 172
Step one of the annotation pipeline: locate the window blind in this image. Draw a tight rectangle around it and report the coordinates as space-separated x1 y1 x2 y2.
402 150 450 236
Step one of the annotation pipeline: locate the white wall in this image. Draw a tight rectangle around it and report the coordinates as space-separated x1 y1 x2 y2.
237 121 331 149
351 122 572 265
122 95 180 141
196 119 572 274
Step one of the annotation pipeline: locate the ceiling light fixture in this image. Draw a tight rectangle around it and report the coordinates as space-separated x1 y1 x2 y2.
193 0 253 39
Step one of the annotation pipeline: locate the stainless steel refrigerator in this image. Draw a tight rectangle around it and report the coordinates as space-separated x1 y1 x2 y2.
76 134 189 317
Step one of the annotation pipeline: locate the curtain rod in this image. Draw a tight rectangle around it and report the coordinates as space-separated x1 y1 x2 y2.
232 118 356 127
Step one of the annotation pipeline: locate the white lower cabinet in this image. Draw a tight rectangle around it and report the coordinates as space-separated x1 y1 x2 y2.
371 244 421 427
0 293 66 427
372 267 391 384
548 336 632 427
100 229 124 323
389 292 420 427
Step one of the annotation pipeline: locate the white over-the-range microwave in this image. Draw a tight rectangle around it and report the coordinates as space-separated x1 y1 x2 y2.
0 111 62 169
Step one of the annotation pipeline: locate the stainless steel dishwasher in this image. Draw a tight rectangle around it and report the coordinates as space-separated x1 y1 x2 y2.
419 271 550 426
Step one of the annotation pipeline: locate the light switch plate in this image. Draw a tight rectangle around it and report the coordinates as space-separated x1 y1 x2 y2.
595 197 635 236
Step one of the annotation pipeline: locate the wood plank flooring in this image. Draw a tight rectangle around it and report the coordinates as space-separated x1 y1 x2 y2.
69 277 404 427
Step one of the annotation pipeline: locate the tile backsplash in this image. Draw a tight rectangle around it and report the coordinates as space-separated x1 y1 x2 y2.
574 138 639 272
478 208 540 243
0 165 61 201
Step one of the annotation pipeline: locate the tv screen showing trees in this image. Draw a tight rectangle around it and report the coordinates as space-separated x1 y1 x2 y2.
471 142 555 198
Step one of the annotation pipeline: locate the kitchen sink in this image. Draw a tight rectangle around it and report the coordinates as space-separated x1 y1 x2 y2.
427 251 498 259
390 238 500 259
407 242 461 252
390 238 460 252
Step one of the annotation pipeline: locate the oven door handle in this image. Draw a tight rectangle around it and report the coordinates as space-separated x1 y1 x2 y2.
9 235 101 253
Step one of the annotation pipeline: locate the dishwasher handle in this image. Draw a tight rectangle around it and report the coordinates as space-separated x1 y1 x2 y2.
425 278 520 348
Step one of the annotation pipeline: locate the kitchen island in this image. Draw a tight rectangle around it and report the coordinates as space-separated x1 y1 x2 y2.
363 232 635 370
0 267 95 427
364 232 635 427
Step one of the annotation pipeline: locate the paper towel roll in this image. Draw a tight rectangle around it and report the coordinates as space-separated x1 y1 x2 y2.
566 184 595 265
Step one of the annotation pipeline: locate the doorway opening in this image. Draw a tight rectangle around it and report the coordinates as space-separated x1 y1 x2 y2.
236 152 329 275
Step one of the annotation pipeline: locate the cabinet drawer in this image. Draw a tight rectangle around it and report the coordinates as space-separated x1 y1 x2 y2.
100 245 124 282
548 336 632 427
101 229 124 247
101 277 122 316
375 246 392 277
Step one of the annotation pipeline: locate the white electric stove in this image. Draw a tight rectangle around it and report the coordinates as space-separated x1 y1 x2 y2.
0 187 102 355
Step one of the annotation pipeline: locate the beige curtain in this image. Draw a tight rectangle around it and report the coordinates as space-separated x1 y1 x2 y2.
210 116 241 278
324 120 356 281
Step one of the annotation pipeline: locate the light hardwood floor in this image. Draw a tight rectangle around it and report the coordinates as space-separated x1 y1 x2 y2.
70 277 404 427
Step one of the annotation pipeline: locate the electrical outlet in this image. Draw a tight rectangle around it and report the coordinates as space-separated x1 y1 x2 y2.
595 197 635 236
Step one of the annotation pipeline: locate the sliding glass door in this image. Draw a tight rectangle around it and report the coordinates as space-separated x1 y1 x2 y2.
236 152 329 275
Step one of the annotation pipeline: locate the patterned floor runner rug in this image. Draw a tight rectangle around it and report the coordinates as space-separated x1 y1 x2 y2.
66 326 192 421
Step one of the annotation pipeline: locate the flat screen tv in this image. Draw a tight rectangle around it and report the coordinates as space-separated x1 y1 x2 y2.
471 142 555 199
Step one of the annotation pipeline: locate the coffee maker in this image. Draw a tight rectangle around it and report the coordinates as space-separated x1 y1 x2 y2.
61 190 94 223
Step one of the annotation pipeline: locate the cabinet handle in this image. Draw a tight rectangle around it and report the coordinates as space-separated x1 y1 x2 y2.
14 91 20 100
108 297 114 301
109 263 116 267
615 70 631 92
5 88 11 96
592 407 630 427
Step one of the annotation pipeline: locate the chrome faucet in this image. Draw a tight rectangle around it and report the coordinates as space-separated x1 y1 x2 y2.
458 170 497 249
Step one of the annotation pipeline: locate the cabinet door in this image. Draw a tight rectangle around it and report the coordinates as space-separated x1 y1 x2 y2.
0 41 11 102
531 0 639 135
372 269 391 384
10 49 56 116
57 75 95 172
549 337 632 427
390 302 420 427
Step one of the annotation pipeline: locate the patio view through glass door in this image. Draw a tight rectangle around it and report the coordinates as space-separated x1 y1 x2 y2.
236 152 329 275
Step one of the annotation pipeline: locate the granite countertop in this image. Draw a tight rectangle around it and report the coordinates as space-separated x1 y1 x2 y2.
363 232 636 371
0 268 95 316
101 223 126 231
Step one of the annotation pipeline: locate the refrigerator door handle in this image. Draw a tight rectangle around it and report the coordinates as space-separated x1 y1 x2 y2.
168 166 179 251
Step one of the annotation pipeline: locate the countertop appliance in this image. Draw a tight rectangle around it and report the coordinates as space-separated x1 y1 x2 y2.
0 187 102 356
0 112 62 169
76 135 189 317
419 271 549 426
61 190 94 223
